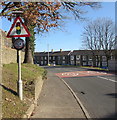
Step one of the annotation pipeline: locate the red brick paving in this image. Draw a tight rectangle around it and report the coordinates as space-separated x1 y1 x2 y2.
55 71 112 78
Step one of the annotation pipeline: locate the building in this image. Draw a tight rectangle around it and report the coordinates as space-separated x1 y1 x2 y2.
34 49 115 68
70 50 115 68
34 49 72 66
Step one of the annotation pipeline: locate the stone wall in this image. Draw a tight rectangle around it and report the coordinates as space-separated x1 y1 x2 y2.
0 29 25 64
2 47 25 64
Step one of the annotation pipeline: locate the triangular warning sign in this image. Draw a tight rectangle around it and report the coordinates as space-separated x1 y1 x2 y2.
7 17 31 38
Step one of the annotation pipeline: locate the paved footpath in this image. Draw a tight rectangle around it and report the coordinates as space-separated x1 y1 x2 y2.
30 70 86 119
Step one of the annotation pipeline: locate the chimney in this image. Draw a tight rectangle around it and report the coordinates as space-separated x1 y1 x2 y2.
60 49 62 52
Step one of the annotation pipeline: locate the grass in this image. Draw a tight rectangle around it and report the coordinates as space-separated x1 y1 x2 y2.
81 66 109 71
56 65 81 67
57 65 108 71
2 63 47 118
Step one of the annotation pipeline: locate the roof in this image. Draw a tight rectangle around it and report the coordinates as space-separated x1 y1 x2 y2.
71 50 94 55
34 51 71 56
71 50 115 56
34 49 116 57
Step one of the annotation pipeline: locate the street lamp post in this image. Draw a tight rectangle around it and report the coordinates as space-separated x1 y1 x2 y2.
47 44 50 66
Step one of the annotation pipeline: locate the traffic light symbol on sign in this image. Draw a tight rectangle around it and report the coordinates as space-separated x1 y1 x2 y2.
7 17 31 37
16 22 21 34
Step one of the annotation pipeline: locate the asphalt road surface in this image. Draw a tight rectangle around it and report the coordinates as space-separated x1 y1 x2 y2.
44 66 116 119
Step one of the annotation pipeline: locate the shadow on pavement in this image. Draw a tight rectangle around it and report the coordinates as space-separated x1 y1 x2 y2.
105 93 117 98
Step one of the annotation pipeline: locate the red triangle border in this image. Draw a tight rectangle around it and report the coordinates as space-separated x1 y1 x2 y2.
7 17 31 38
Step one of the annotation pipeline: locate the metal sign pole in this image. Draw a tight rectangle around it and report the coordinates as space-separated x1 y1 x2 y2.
17 50 23 100
48 44 50 66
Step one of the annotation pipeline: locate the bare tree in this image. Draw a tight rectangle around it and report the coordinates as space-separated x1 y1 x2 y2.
82 18 115 67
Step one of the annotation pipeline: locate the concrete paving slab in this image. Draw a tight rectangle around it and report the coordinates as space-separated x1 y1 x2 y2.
30 71 86 118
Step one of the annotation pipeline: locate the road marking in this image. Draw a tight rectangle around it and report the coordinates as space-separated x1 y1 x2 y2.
59 77 91 119
62 72 79 77
97 76 117 83
55 71 112 78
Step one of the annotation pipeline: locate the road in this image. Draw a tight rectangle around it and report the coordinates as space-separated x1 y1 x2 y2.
44 66 116 119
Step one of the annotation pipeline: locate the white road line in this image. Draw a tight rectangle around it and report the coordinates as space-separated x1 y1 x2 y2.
97 76 117 83
57 76 92 120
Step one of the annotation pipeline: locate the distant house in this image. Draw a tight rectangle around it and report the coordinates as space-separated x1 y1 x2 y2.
34 49 72 66
70 50 115 67
34 49 115 68
108 43 117 72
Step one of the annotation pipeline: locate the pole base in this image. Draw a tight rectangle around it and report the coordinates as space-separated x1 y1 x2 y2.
17 80 23 101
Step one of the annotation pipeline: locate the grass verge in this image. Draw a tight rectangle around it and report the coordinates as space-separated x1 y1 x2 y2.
58 65 108 71
2 63 47 118
81 66 109 71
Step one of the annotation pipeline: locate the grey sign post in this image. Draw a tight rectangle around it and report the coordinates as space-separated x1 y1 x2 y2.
17 50 23 100
14 38 24 100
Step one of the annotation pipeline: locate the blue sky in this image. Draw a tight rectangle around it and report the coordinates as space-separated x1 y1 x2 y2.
35 2 115 52
0 2 115 52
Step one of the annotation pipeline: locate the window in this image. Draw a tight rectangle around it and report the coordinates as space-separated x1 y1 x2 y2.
71 56 74 60
41 61 43 65
83 62 87 66
71 61 74 65
58 56 60 60
41 57 43 60
88 56 92 61
83 56 86 60
88 61 93 66
63 56 65 60
76 55 80 60
45 57 47 60
102 56 106 61
35 56 39 60
62 61 65 64
53 56 55 60
45 61 47 64
49 56 51 60
102 62 107 67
